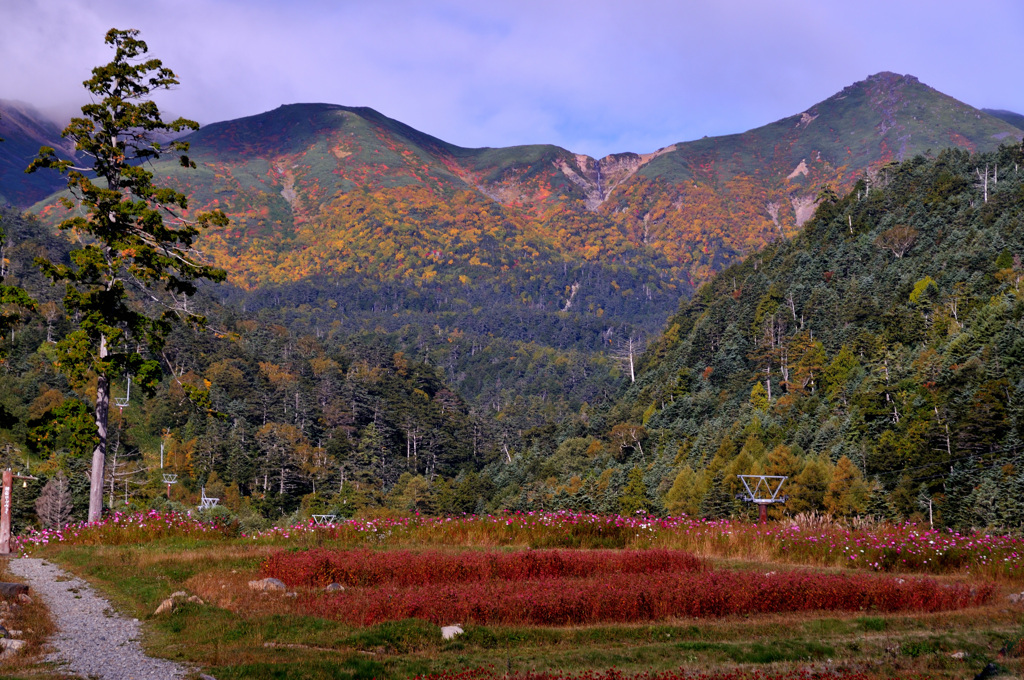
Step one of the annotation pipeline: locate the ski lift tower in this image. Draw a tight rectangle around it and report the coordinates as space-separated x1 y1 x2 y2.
736 475 789 523
114 376 131 412
162 473 177 500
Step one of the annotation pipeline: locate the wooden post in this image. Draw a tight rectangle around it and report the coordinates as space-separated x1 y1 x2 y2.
758 503 768 524
0 469 12 554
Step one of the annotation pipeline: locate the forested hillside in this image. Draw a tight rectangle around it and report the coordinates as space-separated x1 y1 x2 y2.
0 206 501 531
16 74 1021 442
5 69 1024 530
526 143 1024 527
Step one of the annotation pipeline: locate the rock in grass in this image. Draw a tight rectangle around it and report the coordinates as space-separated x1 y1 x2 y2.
0 638 25 658
248 578 287 592
441 624 463 640
325 583 345 592
973 662 1001 680
153 598 176 615
0 583 29 599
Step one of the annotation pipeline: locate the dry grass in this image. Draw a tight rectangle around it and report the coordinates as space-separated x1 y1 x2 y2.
0 557 75 679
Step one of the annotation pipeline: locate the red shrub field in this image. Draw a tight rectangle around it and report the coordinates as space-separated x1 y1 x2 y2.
262 548 993 627
414 669 923 680
261 548 704 587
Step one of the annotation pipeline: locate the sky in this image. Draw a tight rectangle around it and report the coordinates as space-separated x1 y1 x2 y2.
2 0 1023 158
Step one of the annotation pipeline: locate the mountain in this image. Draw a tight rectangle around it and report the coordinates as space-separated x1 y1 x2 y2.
5 74 1024 522
550 143 1024 525
17 73 1024 455
23 73 1024 292
0 100 73 207
984 108 1024 132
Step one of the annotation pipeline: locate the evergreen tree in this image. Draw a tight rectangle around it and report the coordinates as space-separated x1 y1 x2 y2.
27 29 227 521
699 469 734 519
824 455 868 516
971 468 1003 528
619 466 651 515
941 463 977 528
864 479 896 521
787 456 832 514
665 465 703 516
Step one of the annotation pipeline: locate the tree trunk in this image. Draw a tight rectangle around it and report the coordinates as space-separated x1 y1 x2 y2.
88 336 109 522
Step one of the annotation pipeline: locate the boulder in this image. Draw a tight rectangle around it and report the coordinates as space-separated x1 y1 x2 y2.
187 595 204 604
0 583 28 599
154 598 175 615
0 638 25 659
325 583 345 592
441 624 464 640
248 578 287 592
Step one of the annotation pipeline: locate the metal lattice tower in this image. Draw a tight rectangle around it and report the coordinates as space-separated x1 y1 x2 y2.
735 474 789 522
198 486 219 510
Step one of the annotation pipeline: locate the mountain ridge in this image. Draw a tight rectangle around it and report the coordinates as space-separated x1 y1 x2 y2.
0 100 76 206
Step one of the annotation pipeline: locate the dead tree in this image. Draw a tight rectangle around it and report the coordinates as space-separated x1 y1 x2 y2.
614 335 645 383
874 225 919 259
975 164 990 204
35 472 74 531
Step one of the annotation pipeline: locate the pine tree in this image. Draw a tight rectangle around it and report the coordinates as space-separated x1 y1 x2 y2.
865 479 896 522
699 469 734 519
619 466 651 515
787 456 832 514
824 455 868 516
27 29 227 521
941 463 977 529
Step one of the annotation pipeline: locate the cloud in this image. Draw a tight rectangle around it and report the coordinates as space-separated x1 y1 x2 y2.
2 0 1022 157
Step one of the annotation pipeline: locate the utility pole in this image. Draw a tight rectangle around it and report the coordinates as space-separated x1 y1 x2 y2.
0 468 38 554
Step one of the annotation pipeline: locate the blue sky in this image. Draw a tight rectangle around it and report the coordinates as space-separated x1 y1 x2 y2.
2 0 1023 158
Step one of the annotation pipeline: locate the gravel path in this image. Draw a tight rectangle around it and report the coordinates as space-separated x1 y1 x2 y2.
9 557 192 680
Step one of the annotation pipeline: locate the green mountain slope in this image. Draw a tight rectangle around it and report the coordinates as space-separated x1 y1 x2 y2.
551 143 1024 526
631 72 1022 233
984 108 1024 132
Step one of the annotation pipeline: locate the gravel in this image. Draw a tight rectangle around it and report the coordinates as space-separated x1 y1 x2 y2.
9 557 192 680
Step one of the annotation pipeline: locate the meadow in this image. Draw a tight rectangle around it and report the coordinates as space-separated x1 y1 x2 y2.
6 511 1024 679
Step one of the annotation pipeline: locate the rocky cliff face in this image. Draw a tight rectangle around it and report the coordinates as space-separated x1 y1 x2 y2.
556 147 679 210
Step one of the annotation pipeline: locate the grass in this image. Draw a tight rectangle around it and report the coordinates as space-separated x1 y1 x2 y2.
14 513 1024 679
